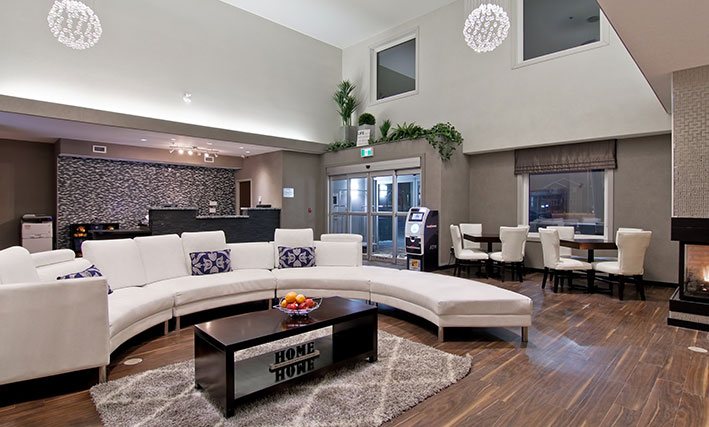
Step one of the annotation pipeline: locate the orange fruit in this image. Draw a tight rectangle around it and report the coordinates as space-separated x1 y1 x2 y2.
280 299 288 308
296 294 306 304
284 292 297 304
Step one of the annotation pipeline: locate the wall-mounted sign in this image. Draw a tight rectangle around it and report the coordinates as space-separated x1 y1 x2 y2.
360 147 374 158
283 187 295 198
356 129 371 147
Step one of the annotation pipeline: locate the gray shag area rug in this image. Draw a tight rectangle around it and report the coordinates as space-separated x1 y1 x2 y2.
91 329 471 427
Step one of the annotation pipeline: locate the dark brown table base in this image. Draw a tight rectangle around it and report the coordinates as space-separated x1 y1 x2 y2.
194 297 377 418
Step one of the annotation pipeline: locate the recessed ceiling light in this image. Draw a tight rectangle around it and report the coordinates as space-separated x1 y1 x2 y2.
178 149 184 155
183 92 192 104
170 138 176 141
245 151 251 154
240 147 244 150
188 150 194 156
140 138 147 142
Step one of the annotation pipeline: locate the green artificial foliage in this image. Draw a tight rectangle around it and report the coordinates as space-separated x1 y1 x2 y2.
358 113 376 126
379 119 392 141
387 122 426 141
333 81 360 126
327 120 464 161
326 140 356 152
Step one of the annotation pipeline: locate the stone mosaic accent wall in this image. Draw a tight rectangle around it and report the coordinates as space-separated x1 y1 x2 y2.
673 65 709 218
57 157 235 248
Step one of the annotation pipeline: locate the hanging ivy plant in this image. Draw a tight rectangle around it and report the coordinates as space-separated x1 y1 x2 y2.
424 122 463 161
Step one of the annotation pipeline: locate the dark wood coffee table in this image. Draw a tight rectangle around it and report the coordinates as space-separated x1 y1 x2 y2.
194 297 378 417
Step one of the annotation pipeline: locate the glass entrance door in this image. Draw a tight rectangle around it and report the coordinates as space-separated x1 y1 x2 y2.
329 169 421 264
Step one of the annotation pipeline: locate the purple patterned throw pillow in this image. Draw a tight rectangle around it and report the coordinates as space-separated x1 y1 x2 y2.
190 249 232 275
278 246 316 269
57 265 112 294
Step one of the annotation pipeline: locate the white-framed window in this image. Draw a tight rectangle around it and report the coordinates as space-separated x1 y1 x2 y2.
370 29 418 104
518 169 614 239
513 0 610 68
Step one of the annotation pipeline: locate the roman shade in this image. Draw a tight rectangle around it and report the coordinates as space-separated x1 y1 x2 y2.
514 140 616 174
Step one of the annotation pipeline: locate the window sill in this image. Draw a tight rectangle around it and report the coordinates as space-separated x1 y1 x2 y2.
513 39 609 70
369 89 419 107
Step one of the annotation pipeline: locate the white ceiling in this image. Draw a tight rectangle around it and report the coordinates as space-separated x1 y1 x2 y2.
598 0 709 112
0 112 280 157
219 0 459 48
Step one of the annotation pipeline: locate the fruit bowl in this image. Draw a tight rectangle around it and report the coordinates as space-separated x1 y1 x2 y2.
275 292 321 317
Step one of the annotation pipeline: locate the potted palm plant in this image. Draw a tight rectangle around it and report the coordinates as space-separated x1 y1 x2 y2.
333 80 360 144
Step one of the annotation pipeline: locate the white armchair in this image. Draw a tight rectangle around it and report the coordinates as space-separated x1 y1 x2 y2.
539 228 593 293
489 226 529 282
593 230 652 300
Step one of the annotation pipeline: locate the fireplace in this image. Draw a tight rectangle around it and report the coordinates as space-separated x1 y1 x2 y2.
669 218 709 331
681 244 709 302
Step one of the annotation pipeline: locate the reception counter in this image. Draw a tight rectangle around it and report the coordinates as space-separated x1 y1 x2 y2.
149 207 280 242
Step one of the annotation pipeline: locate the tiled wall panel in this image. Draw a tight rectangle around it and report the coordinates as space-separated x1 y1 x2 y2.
57 156 235 248
673 65 709 217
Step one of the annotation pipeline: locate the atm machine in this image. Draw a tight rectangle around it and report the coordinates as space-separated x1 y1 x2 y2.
404 207 439 272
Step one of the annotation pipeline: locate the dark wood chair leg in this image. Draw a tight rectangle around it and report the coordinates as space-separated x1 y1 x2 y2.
542 268 549 289
518 262 524 282
635 275 646 301
618 276 625 301
501 263 506 282
587 270 595 293
553 271 560 293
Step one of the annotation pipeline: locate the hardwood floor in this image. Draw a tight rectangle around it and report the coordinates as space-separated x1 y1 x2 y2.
0 272 706 426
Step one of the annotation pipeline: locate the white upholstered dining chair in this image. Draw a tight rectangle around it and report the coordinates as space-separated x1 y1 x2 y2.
459 223 483 250
489 226 528 282
450 225 488 277
539 228 593 292
593 230 652 300
545 226 575 257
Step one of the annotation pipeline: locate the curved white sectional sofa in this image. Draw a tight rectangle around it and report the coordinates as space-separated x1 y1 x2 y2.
0 229 532 386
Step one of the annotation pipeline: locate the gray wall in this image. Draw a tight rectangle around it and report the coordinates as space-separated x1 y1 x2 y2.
342 0 670 154
467 135 676 283
57 156 236 248
0 140 56 249
282 152 322 232
236 152 284 209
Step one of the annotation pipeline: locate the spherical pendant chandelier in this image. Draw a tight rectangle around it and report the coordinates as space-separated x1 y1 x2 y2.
463 3 510 53
47 0 103 50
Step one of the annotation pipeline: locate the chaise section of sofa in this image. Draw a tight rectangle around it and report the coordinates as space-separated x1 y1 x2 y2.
0 246 109 385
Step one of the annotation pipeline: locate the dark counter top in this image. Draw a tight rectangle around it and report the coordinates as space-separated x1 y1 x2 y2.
196 215 250 219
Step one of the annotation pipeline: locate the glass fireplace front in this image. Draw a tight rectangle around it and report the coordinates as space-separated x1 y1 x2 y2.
681 244 709 302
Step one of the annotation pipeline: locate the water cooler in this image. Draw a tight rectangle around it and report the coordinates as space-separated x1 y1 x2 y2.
21 214 53 253
404 207 439 272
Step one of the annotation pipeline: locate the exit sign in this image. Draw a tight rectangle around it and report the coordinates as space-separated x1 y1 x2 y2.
360 147 374 158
